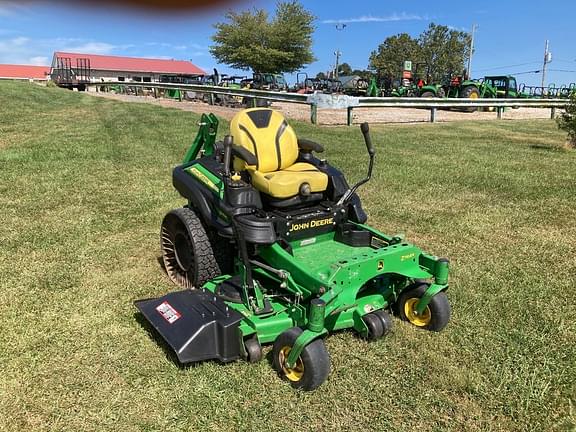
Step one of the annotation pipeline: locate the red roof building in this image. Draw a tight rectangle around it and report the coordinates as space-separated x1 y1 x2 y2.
51 52 205 86
0 64 50 80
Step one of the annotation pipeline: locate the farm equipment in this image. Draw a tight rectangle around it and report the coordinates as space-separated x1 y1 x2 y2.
389 62 443 98
292 73 344 95
214 75 247 107
519 82 576 98
443 75 522 111
51 54 91 91
249 73 288 91
341 76 370 96
135 108 452 391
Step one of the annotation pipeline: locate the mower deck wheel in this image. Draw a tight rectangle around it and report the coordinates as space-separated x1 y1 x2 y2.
362 312 385 340
397 284 451 331
374 310 393 337
244 336 263 363
272 328 330 391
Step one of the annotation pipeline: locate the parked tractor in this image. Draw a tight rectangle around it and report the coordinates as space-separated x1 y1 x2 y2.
388 62 444 98
248 73 288 92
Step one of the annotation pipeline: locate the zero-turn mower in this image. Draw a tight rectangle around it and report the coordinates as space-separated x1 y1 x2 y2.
135 108 452 391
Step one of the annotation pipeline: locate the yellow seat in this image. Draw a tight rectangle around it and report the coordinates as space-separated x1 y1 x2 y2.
230 109 328 199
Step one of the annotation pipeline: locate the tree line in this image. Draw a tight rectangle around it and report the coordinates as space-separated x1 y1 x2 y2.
210 1 471 83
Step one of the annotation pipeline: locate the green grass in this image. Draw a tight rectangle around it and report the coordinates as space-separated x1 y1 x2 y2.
1 81 575 431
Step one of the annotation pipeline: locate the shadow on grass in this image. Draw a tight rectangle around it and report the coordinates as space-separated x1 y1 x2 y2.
529 143 571 152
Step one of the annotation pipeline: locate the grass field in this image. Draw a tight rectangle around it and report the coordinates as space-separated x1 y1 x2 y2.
1 81 575 431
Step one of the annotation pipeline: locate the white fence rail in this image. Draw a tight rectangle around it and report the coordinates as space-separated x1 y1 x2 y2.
87 81 569 126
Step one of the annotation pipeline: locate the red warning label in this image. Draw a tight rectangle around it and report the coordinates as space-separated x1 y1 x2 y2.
156 301 181 324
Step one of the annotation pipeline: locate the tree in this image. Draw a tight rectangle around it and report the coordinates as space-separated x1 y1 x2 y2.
369 33 421 79
210 1 315 74
419 23 471 81
351 69 373 80
315 71 327 79
338 62 352 76
369 24 471 82
557 93 576 148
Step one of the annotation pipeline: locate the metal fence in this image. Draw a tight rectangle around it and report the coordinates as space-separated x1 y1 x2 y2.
87 81 569 126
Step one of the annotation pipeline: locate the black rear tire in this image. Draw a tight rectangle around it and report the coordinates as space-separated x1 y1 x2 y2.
272 328 330 391
160 207 232 289
460 86 480 112
420 91 435 98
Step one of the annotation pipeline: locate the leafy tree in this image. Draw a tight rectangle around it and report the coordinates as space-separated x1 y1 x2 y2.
369 33 421 79
315 71 327 79
369 24 471 82
351 69 373 80
337 62 352 76
557 93 576 148
210 1 315 74
419 23 471 81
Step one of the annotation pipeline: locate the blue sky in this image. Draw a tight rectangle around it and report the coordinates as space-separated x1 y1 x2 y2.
0 0 575 86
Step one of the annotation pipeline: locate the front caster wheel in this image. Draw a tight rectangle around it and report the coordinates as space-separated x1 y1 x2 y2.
397 284 451 331
272 328 330 391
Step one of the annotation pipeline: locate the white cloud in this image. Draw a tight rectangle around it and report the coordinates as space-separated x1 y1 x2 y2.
447 25 469 32
144 41 208 52
28 56 49 65
321 12 428 24
141 55 173 60
60 42 118 55
0 35 137 65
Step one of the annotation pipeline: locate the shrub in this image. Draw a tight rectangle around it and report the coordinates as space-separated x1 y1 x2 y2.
557 93 576 148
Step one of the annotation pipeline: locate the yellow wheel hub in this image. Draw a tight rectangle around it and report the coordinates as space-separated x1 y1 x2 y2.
469 92 479 99
279 346 304 382
404 298 432 327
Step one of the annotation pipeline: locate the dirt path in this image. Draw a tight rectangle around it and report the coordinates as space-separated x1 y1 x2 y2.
87 91 556 126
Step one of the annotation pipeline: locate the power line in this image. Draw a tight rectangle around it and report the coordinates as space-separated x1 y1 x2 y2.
548 69 576 73
474 61 540 72
507 70 541 75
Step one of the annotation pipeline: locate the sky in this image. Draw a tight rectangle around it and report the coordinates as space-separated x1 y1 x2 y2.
0 0 575 87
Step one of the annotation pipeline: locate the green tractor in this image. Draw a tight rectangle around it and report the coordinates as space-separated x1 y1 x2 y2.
389 62 444 98
135 108 453 391
248 73 288 92
443 74 521 111
214 75 247 107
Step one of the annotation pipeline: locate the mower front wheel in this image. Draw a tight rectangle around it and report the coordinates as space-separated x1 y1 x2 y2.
272 328 330 391
397 284 451 331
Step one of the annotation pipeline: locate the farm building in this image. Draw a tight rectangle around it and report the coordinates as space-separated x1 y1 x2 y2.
0 64 50 81
50 51 205 89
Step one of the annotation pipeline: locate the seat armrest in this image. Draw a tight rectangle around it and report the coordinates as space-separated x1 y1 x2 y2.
232 145 257 166
298 138 324 153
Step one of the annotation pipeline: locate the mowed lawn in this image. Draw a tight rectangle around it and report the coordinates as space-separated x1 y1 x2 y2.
0 81 574 432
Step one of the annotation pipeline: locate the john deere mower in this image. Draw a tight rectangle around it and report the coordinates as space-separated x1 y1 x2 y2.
135 108 451 391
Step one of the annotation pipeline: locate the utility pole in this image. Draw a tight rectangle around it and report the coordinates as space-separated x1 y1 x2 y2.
541 39 552 91
334 23 346 79
334 50 342 79
466 24 477 79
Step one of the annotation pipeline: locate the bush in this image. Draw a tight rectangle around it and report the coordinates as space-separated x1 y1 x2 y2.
557 93 576 148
